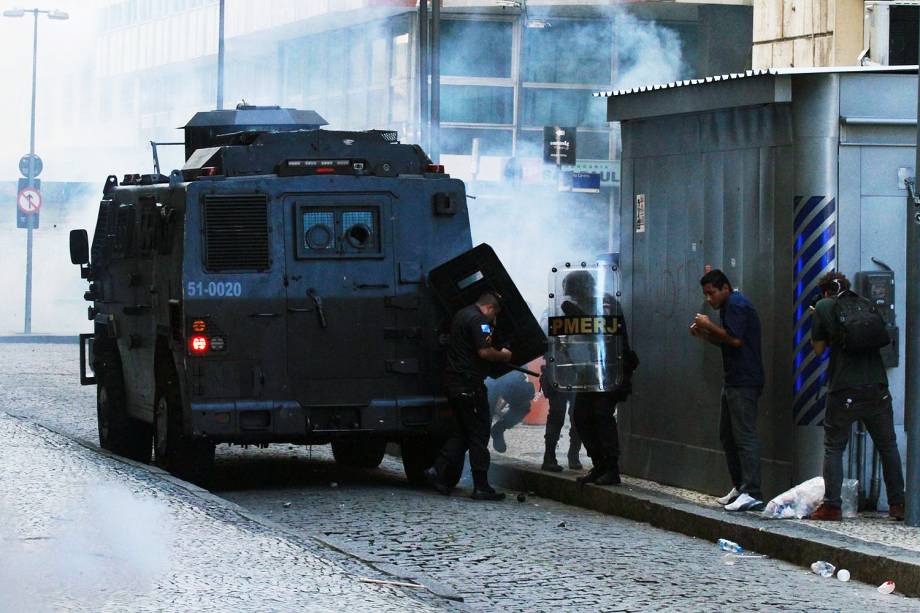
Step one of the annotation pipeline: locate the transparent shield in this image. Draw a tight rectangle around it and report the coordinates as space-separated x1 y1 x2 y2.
546 262 624 392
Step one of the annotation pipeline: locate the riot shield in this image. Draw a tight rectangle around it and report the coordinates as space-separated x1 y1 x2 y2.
428 243 547 377
546 262 625 392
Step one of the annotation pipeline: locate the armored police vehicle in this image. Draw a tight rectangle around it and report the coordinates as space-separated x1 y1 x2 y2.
70 105 543 485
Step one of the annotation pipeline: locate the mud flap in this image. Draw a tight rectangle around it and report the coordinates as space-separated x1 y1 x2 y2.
428 243 546 377
79 333 97 385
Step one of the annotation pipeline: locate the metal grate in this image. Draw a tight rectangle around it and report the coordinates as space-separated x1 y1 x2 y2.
203 194 270 271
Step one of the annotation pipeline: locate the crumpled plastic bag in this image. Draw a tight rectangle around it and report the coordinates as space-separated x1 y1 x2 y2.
763 476 825 519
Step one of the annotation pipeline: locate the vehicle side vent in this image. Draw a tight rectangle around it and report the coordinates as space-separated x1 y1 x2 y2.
203 194 270 272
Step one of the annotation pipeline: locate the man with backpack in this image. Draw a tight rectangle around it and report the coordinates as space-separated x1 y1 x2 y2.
808 271 905 521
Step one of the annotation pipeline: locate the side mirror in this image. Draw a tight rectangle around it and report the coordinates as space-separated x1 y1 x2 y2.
70 229 89 265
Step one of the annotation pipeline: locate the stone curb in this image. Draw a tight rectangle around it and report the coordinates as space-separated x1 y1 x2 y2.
489 457 920 598
4 414 465 608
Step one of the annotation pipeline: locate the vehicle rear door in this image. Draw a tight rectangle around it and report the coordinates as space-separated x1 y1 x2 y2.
283 191 398 405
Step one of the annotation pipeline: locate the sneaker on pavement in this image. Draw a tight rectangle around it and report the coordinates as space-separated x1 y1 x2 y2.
888 503 905 521
471 487 506 501
716 487 741 506
424 467 450 496
808 503 842 521
567 450 583 470
724 493 764 512
491 425 507 453
541 459 563 472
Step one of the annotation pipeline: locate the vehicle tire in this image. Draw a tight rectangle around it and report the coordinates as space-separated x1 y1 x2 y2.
96 350 152 463
154 363 214 487
401 436 454 486
331 438 387 469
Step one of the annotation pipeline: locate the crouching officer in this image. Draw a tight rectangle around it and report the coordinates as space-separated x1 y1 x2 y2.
427 291 513 500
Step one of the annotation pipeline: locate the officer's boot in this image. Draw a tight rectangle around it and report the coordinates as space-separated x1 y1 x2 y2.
471 470 506 501
541 423 563 472
567 426 583 470
594 457 622 486
490 420 509 453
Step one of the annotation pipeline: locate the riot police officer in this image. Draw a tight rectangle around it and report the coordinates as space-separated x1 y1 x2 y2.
556 271 638 486
427 291 512 500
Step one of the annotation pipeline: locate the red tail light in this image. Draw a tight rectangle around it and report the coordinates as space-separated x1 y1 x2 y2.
190 336 209 353
426 164 445 173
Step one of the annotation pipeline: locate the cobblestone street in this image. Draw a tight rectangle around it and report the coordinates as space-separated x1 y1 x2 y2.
3 342 919 612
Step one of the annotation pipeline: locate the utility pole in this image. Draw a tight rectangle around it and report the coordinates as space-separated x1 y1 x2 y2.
430 0 440 162
216 0 225 110
4 7 68 334
418 0 428 151
905 59 920 525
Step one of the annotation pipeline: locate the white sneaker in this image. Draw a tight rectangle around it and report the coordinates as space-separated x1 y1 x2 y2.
724 493 764 512
716 487 740 506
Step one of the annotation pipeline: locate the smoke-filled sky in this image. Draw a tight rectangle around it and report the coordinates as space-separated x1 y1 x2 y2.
0 2 685 333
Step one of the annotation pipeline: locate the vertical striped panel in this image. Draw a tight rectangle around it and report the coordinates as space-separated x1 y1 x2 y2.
792 196 836 425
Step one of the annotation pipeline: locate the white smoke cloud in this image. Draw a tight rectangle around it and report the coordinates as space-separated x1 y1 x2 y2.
0 483 172 611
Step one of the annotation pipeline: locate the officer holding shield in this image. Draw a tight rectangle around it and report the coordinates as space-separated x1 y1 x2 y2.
549 269 638 486
427 291 512 500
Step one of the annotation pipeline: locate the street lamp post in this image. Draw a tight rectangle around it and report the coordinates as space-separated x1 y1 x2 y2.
3 7 68 335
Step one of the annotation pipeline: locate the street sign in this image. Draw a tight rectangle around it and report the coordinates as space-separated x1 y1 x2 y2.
19 153 43 178
18 187 41 213
16 177 40 229
543 126 576 166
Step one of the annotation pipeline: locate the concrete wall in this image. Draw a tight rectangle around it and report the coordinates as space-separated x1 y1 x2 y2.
618 103 795 497
752 0 863 68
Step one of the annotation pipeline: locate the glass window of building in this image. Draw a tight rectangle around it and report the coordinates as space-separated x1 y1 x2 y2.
441 19 513 78
520 88 606 128
522 20 613 84
441 128 512 156
441 85 513 125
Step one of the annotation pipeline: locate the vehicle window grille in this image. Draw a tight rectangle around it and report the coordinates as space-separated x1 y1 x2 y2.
203 194 270 272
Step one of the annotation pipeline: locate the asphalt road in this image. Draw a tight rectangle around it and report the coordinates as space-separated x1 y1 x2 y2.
3 342 917 612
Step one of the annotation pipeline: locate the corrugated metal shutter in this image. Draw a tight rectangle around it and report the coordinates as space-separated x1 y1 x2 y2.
203 194 270 272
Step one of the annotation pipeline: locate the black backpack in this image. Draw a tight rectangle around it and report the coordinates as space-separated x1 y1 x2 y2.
833 291 890 354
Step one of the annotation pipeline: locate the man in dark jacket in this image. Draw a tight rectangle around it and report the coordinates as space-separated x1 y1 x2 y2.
808 271 905 521
690 269 765 512
426 291 513 500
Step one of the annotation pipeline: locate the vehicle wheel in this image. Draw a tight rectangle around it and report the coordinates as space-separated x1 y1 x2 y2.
154 364 214 487
96 351 152 463
331 438 387 469
401 436 454 486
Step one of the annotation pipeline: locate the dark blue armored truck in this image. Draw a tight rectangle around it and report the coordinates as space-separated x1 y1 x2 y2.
69 105 543 486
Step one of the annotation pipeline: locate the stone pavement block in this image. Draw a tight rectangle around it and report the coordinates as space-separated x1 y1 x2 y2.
490 454 920 599
0 414 452 612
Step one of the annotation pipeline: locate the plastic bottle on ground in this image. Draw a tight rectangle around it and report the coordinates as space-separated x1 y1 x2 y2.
811 561 836 578
837 569 850 582
717 538 743 553
841 479 859 519
878 581 895 595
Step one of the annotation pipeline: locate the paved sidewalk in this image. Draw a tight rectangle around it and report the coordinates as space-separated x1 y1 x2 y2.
0 413 453 613
491 423 920 598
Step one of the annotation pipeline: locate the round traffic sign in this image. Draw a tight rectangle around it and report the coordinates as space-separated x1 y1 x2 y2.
19 153 43 178
17 187 41 214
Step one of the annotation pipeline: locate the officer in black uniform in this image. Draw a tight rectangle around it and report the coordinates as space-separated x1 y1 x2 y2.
558 271 638 486
426 291 512 500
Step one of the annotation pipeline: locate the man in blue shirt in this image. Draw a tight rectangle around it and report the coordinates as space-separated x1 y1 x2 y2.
690 269 766 511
